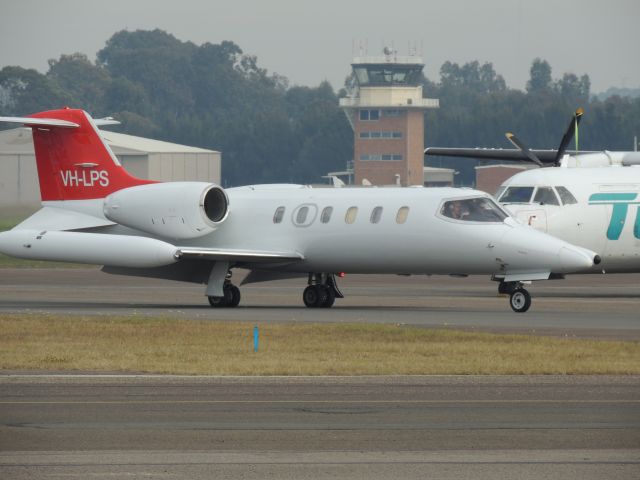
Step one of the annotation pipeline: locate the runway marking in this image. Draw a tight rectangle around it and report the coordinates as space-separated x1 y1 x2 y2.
1 400 638 405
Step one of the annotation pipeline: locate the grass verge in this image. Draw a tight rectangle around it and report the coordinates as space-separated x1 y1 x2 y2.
1 314 638 375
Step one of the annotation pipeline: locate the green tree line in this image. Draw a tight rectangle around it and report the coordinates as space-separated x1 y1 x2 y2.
1 29 639 186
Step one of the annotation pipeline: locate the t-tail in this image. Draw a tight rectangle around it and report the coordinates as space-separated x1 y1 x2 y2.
0 107 154 202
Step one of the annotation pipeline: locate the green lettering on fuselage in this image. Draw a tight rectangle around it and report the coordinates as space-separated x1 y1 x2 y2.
588 193 640 240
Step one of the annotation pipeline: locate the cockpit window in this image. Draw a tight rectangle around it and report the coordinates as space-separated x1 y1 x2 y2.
499 186 534 204
441 197 508 223
555 186 578 205
533 187 559 206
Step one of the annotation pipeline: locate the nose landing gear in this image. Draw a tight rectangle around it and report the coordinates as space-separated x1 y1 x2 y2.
498 281 532 313
508 288 531 313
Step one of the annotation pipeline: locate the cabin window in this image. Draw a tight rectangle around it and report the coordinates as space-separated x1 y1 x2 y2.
533 187 560 206
396 206 410 224
441 197 508 222
320 206 333 223
273 206 285 224
296 206 309 224
345 206 358 224
370 206 383 224
292 204 317 227
499 186 534 203
555 186 578 205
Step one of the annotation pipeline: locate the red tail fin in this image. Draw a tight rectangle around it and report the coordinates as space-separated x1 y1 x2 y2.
24 108 154 201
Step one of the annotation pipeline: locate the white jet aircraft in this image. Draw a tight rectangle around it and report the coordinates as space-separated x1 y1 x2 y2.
425 108 640 275
0 108 599 312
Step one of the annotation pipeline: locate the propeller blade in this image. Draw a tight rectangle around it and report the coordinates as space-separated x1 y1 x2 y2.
554 107 584 165
505 133 544 167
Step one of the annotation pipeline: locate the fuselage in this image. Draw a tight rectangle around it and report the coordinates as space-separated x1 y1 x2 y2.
174 185 593 277
497 166 640 273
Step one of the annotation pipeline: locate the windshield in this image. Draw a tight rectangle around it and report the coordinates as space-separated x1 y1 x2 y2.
499 186 534 204
441 197 509 223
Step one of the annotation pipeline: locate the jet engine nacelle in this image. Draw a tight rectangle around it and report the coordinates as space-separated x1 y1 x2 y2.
103 182 229 239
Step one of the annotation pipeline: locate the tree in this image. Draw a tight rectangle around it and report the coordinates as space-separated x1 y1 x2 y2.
47 53 111 115
0 66 71 115
526 58 552 94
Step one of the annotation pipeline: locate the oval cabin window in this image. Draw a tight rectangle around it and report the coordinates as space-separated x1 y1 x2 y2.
396 206 409 224
345 206 358 224
273 206 285 224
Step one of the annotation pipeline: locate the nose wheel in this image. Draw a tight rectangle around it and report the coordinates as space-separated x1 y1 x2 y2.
509 288 531 313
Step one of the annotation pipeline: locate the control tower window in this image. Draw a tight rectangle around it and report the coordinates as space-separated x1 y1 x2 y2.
359 110 379 121
353 65 423 86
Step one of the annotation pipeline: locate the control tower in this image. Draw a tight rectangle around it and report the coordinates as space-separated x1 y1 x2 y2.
339 48 439 186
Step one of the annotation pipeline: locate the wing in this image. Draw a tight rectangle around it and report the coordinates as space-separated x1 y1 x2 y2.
424 147 595 163
424 147 559 163
176 247 304 263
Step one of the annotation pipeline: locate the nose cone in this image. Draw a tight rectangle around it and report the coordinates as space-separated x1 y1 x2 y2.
497 225 598 274
558 246 595 272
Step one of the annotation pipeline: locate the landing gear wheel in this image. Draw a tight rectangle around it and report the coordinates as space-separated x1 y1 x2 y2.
509 288 531 313
303 285 329 308
320 287 335 308
228 285 241 308
208 284 241 308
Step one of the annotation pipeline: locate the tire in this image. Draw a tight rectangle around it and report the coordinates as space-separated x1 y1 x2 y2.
208 295 227 308
303 285 328 308
208 284 235 308
509 288 531 313
320 287 335 308
229 285 241 308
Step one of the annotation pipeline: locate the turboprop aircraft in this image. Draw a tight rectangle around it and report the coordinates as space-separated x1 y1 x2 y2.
425 108 640 274
0 108 599 313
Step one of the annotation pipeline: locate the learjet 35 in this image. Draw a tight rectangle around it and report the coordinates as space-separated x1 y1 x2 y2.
0 108 600 312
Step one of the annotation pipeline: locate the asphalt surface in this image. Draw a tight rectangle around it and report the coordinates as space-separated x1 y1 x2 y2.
1 268 639 478
0 268 638 339
0 375 639 479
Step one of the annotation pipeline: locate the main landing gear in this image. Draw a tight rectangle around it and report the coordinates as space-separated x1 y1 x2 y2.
303 273 343 308
498 281 532 313
208 268 241 308
208 282 241 308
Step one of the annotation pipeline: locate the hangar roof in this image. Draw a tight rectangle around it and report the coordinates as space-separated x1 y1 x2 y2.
0 128 219 155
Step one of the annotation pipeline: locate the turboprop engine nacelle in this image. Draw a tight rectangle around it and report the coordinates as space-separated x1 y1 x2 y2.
103 182 229 240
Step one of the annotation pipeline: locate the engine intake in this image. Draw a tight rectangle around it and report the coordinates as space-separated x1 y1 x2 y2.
104 182 229 240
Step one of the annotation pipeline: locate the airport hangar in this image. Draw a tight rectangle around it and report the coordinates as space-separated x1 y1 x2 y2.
0 127 221 207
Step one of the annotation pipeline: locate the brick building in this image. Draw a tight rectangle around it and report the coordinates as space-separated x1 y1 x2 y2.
339 50 439 186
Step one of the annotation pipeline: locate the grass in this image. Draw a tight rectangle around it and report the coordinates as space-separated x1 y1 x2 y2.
1 314 638 375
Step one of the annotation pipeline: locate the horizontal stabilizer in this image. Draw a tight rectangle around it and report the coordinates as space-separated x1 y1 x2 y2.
177 247 304 263
12 207 115 232
0 116 79 128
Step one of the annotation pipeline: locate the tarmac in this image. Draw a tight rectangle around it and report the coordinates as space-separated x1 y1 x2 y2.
0 268 639 478
0 375 638 479
0 268 638 339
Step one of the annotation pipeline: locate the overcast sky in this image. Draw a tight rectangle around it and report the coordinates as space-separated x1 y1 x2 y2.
2 0 638 93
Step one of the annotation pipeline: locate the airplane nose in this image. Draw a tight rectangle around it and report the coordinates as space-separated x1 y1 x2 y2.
558 246 595 272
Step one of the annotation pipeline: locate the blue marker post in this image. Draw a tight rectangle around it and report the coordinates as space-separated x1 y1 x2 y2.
253 326 259 353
